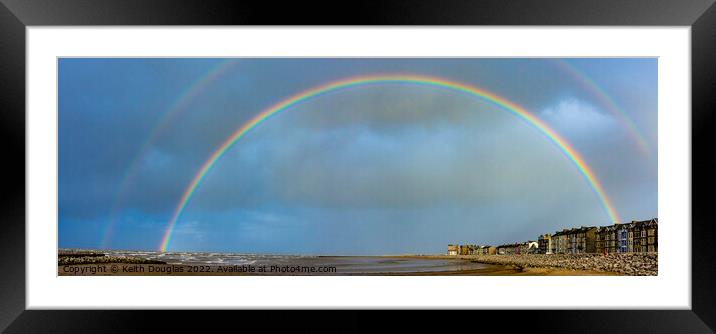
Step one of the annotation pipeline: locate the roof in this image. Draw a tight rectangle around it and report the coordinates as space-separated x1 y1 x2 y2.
595 218 658 233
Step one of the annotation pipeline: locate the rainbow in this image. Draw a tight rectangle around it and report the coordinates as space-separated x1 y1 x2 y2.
101 59 238 248
551 59 651 155
159 74 621 252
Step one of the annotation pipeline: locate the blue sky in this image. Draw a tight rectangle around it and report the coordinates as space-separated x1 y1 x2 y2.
58 58 657 254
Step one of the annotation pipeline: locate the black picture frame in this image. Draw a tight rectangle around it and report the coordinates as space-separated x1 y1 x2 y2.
1 0 714 332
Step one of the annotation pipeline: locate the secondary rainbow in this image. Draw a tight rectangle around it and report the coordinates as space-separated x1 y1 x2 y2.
551 59 651 155
159 74 621 252
101 59 238 248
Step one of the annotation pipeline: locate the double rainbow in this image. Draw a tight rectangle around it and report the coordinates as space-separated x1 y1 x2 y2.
159 74 621 252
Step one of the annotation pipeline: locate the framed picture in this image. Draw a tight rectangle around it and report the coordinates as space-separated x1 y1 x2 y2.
1 0 714 331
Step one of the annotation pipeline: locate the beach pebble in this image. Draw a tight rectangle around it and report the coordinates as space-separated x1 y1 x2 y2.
457 253 657 275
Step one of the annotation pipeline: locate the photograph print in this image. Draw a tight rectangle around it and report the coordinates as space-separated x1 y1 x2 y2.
58 58 658 276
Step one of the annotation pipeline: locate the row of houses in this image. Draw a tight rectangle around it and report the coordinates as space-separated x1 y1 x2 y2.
496 241 538 255
447 241 539 256
447 244 497 255
448 218 658 256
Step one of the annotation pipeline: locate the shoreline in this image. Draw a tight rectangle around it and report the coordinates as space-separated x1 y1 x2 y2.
58 262 521 276
57 251 627 276
57 262 618 276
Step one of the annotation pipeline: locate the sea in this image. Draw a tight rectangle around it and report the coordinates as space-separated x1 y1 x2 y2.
96 249 495 274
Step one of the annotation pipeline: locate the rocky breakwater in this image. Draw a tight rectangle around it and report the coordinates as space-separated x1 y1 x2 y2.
460 253 657 276
58 249 166 265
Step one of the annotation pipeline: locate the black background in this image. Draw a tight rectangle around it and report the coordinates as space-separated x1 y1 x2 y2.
0 0 714 332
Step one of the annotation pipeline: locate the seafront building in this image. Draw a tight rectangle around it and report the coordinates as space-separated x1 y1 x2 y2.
447 218 658 256
631 218 658 252
594 219 658 254
538 234 552 254
496 243 518 255
595 225 614 254
459 244 479 255
595 223 622 254
612 223 628 253
479 246 497 255
566 226 597 254
523 241 539 254
552 229 569 254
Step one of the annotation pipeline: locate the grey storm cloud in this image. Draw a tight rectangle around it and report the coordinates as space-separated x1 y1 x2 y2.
58 58 657 252
187 87 600 213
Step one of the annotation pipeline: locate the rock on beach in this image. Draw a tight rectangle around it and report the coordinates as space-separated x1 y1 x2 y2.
456 253 657 276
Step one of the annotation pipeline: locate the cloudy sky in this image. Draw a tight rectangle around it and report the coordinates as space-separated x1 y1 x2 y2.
58 58 657 254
